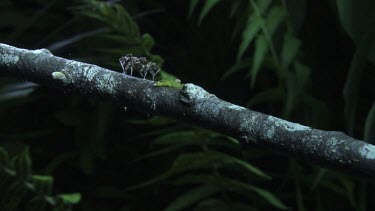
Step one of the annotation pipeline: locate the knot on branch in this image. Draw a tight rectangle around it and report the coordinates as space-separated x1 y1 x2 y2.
52 71 70 84
179 83 215 105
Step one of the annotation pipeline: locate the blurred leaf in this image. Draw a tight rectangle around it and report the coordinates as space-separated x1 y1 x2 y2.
127 150 269 191
0 146 9 167
164 185 221 211
195 198 257 211
284 0 306 33
337 0 375 64
13 147 32 179
222 58 252 80
154 131 203 145
284 72 298 118
237 0 273 61
132 145 188 162
339 178 356 208
343 34 371 135
294 61 310 90
194 198 232 211
364 102 375 143
0 82 38 104
44 152 77 174
229 0 243 18
32 175 53 195
57 193 81 204
250 35 268 87
310 168 327 191
188 0 200 18
281 33 301 69
171 151 270 179
174 175 287 210
142 33 155 51
154 130 238 148
237 15 262 61
198 0 222 25
265 6 286 36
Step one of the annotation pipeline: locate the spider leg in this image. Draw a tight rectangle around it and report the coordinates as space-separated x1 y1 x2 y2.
143 71 148 80
119 59 126 74
151 68 160 81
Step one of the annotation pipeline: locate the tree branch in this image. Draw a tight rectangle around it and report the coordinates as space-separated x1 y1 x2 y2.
1 43 375 177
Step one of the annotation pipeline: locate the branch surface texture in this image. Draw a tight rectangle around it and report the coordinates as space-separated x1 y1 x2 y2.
1 43 375 177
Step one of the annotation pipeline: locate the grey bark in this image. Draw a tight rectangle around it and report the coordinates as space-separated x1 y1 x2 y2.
1 43 375 177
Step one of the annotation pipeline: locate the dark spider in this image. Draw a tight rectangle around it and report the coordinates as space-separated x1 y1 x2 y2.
119 54 160 81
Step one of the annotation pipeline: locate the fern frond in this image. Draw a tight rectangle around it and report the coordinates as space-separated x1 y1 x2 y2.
0 146 81 211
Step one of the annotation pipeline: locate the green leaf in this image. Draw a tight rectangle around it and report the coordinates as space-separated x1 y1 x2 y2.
142 33 155 51
194 198 232 211
339 178 356 208
174 175 287 210
188 0 200 18
265 6 286 35
229 0 242 18
126 150 268 191
336 0 374 42
0 146 9 167
250 35 268 87
132 145 188 163
310 168 327 191
198 0 222 25
281 33 301 69
283 72 298 118
153 131 239 149
57 193 81 204
337 0 375 64
222 58 252 80
32 175 53 195
237 15 262 61
171 151 270 179
154 131 202 145
249 185 288 210
164 185 221 211
255 0 273 12
364 102 375 144
195 198 256 211
343 35 371 135
0 82 37 102
294 61 310 90
13 147 32 179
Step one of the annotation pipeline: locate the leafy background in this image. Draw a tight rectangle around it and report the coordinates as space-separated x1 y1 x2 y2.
0 0 374 210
